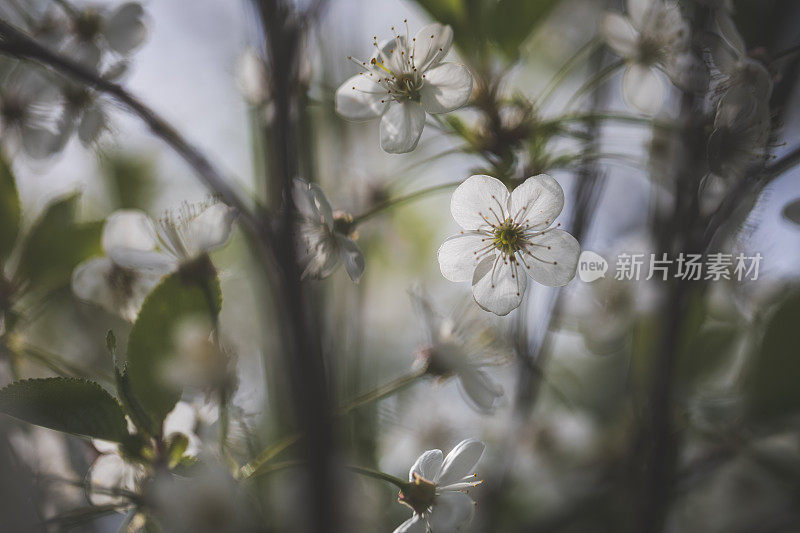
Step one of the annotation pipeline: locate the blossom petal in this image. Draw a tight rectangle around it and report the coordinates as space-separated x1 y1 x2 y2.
412 23 454 71
428 491 475 531
520 229 580 287
72 257 160 321
420 62 472 114
438 232 489 283
337 236 365 283
186 203 237 254
600 13 639 59
88 453 139 506
438 438 485 486
380 102 425 153
626 0 651 28
507 174 565 230
450 175 510 231
78 103 106 146
374 36 408 75
163 402 200 455
103 211 175 271
409 449 444 482
622 64 664 113
335 74 387 122
457 368 503 413
471 256 525 316
393 515 426 533
307 184 334 229
105 2 147 54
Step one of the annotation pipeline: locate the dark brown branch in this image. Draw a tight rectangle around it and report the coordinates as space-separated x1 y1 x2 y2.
0 19 260 236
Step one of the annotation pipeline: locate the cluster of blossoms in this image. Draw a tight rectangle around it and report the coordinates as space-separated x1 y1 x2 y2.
0 1 146 157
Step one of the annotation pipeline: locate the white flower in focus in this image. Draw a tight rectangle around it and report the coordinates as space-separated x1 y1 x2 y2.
708 86 771 178
412 291 505 413
294 178 365 282
600 0 692 112
336 22 472 153
393 438 485 533
438 175 580 316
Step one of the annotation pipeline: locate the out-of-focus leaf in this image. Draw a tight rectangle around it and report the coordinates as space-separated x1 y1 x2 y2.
0 154 20 261
413 0 561 58
100 151 155 210
745 291 800 422
676 322 738 389
488 0 562 57
0 378 129 443
783 198 800 226
17 193 102 289
125 262 220 433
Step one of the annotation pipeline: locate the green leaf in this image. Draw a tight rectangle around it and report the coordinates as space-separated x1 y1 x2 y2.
676 322 738 390
17 193 102 289
125 262 221 433
0 378 129 442
0 153 20 260
488 0 562 57
413 0 561 58
745 291 800 422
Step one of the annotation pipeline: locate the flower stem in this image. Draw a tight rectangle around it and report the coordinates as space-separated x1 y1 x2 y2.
537 37 602 106
337 366 426 416
240 367 427 479
346 465 407 490
351 181 462 226
564 60 625 110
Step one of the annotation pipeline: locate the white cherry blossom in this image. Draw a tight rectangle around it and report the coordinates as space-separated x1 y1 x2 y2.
336 22 472 153
294 178 364 282
412 291 505 413
438 175 580 316
72 200 236 319
393 438 485 533
600 0 692 112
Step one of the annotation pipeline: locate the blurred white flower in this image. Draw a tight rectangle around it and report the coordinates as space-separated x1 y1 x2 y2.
412 290 505 413
0 67 64 158
600 0 692 112
438 175 580 316
336 22 472 153
67 2 147 65
72 200 235 319
101 199 236 272
394 438 485 533
708 86 771 178
88 401 202 506
236 47 269 106
294 178 364 282
72 211 163 321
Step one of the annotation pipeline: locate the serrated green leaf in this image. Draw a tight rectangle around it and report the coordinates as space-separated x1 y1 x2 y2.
0 377 129 442
0 153 20 261
745 291 800 422
126 263 221 433
17 193 102 289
